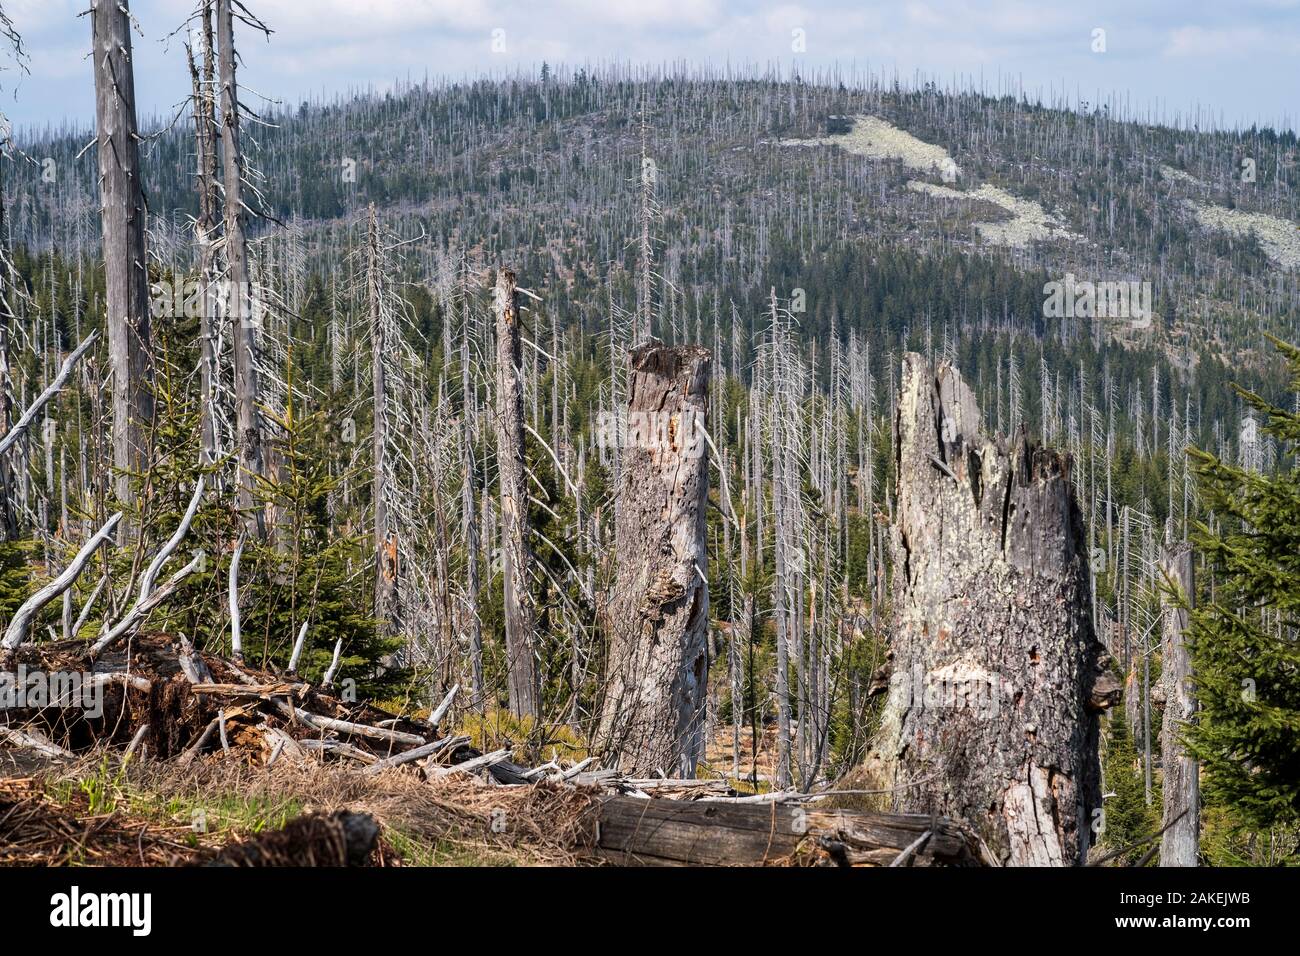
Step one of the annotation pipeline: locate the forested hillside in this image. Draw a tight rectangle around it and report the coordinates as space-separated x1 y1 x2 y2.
1 5 1297 871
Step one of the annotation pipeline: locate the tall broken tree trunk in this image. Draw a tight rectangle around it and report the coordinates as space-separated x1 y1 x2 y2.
865 353 1106 866
493 269 539 720
217 0 266 535
1159 541 1199 866
187 2 219 465
368 204 398 630
597 343 711 776
92 0 154 509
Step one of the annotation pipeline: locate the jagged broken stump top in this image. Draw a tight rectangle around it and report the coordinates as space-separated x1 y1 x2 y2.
868 352 1106 866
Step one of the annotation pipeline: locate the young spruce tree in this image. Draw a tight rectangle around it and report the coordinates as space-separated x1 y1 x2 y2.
1186 336 1300 831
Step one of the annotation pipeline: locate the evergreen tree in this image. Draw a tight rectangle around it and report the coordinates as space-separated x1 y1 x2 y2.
1186 336 1300 830
238 399 408 700
1102 708 1156 863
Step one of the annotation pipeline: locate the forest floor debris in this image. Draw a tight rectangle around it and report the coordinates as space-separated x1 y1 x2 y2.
2 753 599 866
2 634 985 866
0 774 205 866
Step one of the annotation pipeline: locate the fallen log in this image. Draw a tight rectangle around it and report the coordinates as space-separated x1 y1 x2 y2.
0 726 74 760
188 681 304 699
264 696 425 747
297 738 379 764
91 553 204 656
1 513 123 652
429 747 511 779
363 735 467 775
591 794 985 867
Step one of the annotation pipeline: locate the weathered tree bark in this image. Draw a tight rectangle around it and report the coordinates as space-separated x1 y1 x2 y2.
864 353 1105 866
92 0 154 508
187 2 219 465
216 0 266 535
1159 541 1199 866
597 343 711 776
493 269 539 720
367 204 398 630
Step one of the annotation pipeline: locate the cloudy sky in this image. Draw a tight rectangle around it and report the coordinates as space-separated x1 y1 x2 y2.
1 0 1297 132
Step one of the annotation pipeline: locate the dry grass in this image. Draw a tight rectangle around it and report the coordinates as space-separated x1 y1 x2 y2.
0 772 209 866
32 750 601 867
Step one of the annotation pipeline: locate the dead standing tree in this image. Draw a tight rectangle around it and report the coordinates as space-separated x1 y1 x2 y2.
865 353 1106 866
0 12 27 542
1159 540 1199 866
367 204 397 631
91 0 154 509
185 1 220 464
494 269 539 720
597 343 711 776
216 0 269 534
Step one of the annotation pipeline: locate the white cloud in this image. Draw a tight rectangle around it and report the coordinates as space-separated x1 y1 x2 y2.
7 0 82 37
1 0 1296 131
1164 24 1300 57
557 0 725 31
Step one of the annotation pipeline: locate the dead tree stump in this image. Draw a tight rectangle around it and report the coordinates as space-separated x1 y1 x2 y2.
865 353 1106 866
1159 541 1199 866
598 343 711 776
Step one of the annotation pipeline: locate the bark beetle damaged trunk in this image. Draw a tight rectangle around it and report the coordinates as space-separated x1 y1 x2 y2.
864 353 1107 866
598 343 711 777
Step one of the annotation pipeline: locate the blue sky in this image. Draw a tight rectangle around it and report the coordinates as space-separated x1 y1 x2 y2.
1 0 1297 132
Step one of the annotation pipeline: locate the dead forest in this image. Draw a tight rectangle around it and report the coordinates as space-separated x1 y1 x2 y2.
0 1 1297 869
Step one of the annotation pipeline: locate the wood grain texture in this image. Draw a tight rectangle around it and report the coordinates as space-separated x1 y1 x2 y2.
1159 542 1199 866
593 795 983 866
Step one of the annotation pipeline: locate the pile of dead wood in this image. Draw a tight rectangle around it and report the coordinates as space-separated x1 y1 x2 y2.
0 633 511 780
1 635 989 866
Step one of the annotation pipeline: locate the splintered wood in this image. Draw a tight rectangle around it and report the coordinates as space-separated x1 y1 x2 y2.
864 353 1107 866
